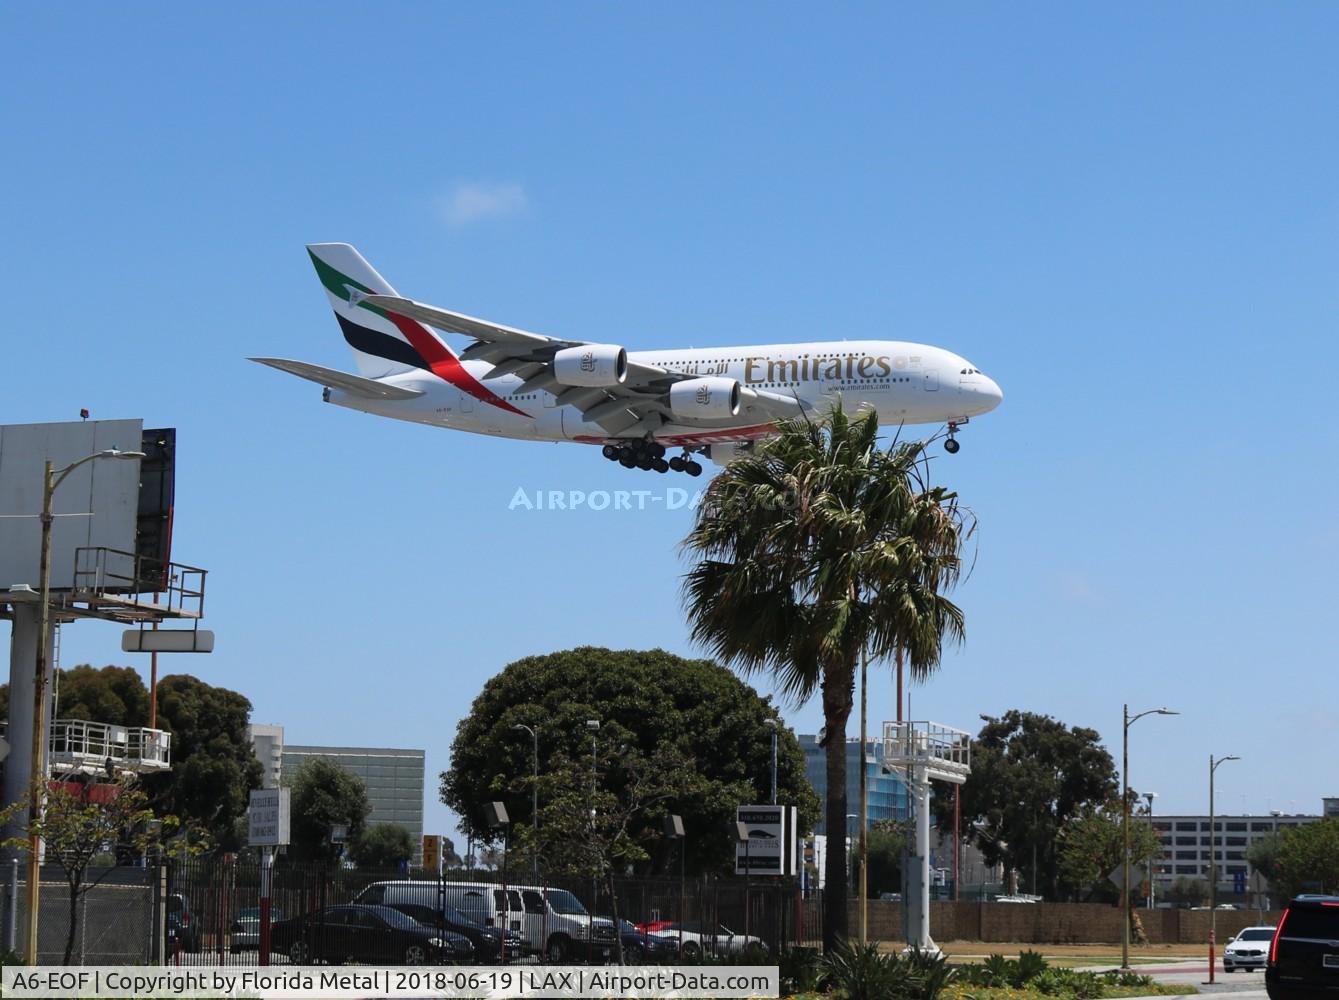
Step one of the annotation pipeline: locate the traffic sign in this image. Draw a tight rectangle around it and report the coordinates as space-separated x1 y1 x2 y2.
423 834 441 874
1107 864 1128 890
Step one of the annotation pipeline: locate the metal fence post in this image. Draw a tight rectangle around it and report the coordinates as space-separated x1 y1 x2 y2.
155 863 167 965
5 858 17 954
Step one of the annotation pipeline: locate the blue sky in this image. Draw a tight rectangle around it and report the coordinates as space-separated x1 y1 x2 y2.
4 4 1337 849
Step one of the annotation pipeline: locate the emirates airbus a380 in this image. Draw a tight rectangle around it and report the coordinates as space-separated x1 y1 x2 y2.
252 244 1003 475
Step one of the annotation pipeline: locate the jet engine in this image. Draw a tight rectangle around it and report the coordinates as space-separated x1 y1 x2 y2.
553 344 627 386
668 377 741 419
706 441 755 465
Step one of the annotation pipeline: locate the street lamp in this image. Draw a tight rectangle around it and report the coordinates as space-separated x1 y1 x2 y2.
764 719 778 805
585 720 599 912
1143 792 1158 909
1121 704 1178 970
27 447 144 965
1205 754 1240 985
511 723 539 880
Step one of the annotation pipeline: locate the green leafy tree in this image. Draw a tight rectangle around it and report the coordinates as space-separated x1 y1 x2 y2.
934 710 1119 900
865 823 907 897
440 835 462 868
682 406 971 947
1 777 206 964
441 647 819 875
55 665 150 725
532 743 694 961
1246 832 1285 894
1056 798 1161 902
286 757 370 863
1273 818 1339 896
350 822 414 870
3 666 263 851
142 674 263 850
1165 876 1208 909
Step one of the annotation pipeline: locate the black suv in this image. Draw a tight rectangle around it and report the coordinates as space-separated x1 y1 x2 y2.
1266 894 1339 1000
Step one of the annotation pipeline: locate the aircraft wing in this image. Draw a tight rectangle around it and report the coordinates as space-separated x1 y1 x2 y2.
248 358 425 400
364 294 809 437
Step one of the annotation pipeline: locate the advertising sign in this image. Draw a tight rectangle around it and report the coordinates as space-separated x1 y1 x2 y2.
248 788 290 847
735 805 797 876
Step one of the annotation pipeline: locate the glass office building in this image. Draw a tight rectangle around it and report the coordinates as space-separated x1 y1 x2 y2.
800 735 909 834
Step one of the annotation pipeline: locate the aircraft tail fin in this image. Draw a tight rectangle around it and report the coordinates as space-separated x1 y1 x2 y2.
306 242 456 379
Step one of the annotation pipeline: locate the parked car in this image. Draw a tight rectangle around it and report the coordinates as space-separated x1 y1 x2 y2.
166 893 200 953
269 904 474 965
380 900 524 961
358 880 616 963
634 919 676 934
1266 895 1339 1000
649 921 766 958
613 919 678 962
1224 925 1276 972
229 906 285 951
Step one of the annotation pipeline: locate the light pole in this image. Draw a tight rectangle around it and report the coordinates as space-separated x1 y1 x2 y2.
1121 704 1178 969
764 719 778 805
1143 792 1157 909
585 720 599 912
26 447 144 965
845 813 858 890
1206 753 1240 984
511 723 539 881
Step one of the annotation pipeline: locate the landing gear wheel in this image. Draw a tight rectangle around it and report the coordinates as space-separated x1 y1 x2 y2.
685 460 703 477
602 445 620 460
944 438 960 454
653 458 669 473
649 442 666 459
619 455 636 468
637 456 654 471
668 456 685 472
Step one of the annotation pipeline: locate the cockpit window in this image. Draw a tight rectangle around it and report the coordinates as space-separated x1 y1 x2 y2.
960 368 983 375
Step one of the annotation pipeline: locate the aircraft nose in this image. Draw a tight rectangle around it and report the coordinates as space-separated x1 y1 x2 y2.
979 376 1003 411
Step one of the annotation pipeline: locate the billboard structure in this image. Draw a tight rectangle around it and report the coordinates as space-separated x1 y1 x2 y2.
0 420 143 591
735 804 798 876
1 420 206 867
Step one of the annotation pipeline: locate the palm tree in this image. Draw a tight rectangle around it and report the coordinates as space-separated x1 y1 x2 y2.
681 405 971 949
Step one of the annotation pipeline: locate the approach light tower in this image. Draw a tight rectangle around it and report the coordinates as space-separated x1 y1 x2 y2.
883 720 971 955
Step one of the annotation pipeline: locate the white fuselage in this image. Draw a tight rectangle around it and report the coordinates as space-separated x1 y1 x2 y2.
327 339 1003 449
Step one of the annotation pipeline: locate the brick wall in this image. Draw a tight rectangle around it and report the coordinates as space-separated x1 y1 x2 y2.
850 900 1283 944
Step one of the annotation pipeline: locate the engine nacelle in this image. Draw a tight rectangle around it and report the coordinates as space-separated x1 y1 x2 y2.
668 377 741 420
553 344 627 386
706 441 755 466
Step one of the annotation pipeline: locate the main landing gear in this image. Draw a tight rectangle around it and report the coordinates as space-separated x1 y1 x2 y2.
602 442 702 476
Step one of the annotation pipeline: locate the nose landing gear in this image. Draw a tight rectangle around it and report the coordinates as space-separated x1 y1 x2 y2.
944 420 966 454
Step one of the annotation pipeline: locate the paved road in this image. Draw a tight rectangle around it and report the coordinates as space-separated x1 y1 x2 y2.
1082 961 1267 995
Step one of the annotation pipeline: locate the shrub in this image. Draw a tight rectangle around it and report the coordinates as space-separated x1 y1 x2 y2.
823 940 909 1000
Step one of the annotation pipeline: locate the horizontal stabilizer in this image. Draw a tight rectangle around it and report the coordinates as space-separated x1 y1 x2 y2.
248 358 424 400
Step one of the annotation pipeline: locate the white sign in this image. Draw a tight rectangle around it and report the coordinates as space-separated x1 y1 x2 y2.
248 788 290 847
122 629 215 653
735 804 797 876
